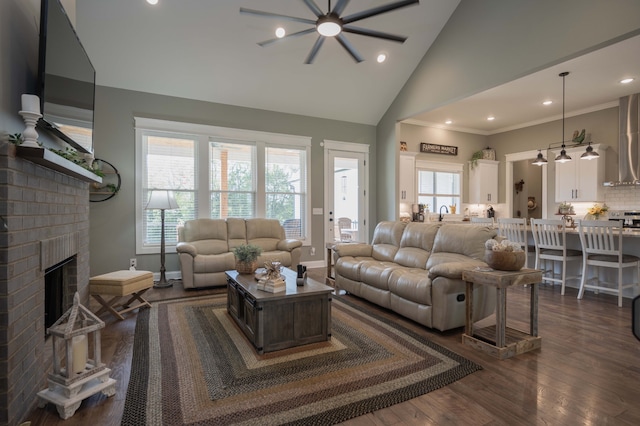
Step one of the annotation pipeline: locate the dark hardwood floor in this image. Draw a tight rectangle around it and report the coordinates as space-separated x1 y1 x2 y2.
26 269 640 425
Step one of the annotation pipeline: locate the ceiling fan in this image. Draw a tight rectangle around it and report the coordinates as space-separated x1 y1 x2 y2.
240 0 419 64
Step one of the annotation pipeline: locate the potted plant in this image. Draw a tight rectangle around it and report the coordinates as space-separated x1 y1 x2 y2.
233 244 263 274
558 202 574 215
469 150 484 169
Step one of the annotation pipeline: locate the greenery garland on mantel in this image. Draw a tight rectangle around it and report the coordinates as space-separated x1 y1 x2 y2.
7 132 104 177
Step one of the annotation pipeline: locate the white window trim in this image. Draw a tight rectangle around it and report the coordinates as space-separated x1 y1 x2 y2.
135 117 312 254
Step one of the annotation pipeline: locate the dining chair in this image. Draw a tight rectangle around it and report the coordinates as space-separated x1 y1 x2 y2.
337 217 353 242
530 218 582 295
577 220 640 307
497 218 532 268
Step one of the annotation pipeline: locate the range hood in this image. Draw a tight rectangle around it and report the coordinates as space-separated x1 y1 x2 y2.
604 93 640 186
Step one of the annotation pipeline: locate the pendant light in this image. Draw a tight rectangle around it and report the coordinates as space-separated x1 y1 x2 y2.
555 72 572 163
580 141 600 160
532 149 548 166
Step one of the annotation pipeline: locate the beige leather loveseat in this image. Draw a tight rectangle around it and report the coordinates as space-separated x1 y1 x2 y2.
176 218 303 289
334 221 497 332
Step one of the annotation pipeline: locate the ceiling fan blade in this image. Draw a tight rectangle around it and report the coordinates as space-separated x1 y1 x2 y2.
304 36 326 64
301 0 324 18
336 34 364 63
258 28 317 47
240 7 316 25
342 25 407 43
342 0 419 24
331 0 351 16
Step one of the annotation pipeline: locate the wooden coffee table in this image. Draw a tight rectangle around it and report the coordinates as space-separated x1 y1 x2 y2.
226 268 333 354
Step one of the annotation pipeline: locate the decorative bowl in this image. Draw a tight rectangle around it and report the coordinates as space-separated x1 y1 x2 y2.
485 250 525 271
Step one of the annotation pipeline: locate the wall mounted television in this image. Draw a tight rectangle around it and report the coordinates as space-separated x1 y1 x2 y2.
37 0 96 154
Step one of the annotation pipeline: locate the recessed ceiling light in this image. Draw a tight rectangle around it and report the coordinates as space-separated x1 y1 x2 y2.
445 120 452 124
376 53 387 63
275 27 286 38
146 0 158 5
487 116 495 121
542 100 553 105
620 78 635 84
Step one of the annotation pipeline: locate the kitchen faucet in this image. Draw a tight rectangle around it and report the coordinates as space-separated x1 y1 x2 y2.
438 205 449 222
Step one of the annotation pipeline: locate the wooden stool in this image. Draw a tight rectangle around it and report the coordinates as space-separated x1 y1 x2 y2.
89 270 153 320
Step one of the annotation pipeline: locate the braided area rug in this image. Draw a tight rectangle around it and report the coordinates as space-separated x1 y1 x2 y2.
121 294 481 425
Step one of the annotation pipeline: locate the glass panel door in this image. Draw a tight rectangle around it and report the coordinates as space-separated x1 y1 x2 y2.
326 151 366 243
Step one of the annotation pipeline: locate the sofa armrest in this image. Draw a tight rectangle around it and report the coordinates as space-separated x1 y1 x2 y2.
176 242 197 257
334 243 372 258
277 239 303 251
428 260 487 280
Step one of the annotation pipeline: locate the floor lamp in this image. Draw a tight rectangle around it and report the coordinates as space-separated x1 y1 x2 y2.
145 190 179 288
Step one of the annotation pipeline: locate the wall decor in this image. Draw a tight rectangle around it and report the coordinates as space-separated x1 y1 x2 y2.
420 142 458 156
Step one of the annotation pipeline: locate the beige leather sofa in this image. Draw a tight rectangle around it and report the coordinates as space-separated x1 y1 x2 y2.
334 221 497 332
176 218 303 289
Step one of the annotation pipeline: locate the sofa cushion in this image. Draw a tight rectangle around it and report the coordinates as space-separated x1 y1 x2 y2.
388 269 432 306
427 258 488 280
246 218 285 252
190 240 230 256
193 252 235 273
358 260 401 290
432 224 496 260
370 221 407 261
257 251 292 267
226 218 247 250
393 222 440 268
182 218 227 243
335 256 368 282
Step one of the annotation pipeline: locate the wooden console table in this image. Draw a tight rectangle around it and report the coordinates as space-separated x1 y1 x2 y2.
462 267 542 360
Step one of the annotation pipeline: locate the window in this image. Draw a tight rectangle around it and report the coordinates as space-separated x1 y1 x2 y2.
265 146 307 236
142 134 196 250
210 141 255 219
135 118 311 254
416 161 463 213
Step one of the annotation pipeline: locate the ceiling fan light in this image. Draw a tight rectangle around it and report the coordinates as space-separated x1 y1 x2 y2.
275 27 286 38
532 150 548 166
317 15 342 37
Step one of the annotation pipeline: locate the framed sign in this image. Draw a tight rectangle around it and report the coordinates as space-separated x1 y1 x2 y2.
420 143 458 156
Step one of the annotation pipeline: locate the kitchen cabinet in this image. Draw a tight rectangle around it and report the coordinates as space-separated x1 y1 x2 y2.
553 144 606 202
399 153 416 203
469 159 498 204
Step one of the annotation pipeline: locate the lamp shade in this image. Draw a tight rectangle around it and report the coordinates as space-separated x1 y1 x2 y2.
145 190 179 210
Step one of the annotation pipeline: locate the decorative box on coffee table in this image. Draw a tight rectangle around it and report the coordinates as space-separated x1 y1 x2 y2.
226 268 333 354
462 267 542 360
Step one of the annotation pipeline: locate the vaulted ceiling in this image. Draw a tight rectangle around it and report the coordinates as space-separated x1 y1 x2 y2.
75 0 640 131
76 0 460 126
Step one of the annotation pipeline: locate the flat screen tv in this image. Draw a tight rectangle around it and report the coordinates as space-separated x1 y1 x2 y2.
37 0 96 154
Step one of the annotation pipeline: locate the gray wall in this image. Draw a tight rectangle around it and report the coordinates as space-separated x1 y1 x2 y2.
488 107 619 217
90 86 376 275
399 123 488 203
376 0 640 221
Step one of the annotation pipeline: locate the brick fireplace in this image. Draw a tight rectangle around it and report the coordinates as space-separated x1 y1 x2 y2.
0 143 92 424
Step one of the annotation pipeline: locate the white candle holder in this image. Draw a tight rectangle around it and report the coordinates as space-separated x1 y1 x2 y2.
19 110 43 148
37 292 116 419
